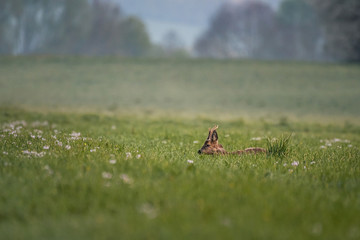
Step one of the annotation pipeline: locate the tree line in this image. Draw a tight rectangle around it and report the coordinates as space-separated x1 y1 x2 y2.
0 0 151 56
195 0 360 62
0 0 359 61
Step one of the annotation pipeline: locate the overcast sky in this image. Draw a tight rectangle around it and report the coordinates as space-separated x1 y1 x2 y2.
113 0 281 49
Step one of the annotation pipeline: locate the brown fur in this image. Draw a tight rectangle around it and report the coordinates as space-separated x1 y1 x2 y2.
198 125 266 155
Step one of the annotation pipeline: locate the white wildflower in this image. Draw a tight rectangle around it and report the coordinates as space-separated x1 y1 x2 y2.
10 131 17 137
3 151 8 155
43 165 54 175
291 161 299 166
23 150 30 154
70 131 81 140
111 125 116 130
193 140 199 144
65 145 71 150
32 121 48 127
136 154 141 159
36 152 46 157
8 120 27 127
109 159 116 164
55 140 63 147
120 174 133 184
138 203 158 219
187 159 194 164
348 144 353 148
162 140 167 144
90 149 96 152
320 145 326 149
310 161 315 165
102 172 112 179
251 137 262 141
283 163 287 166
225 134 230 138
322 138 351 145
126 152 132 159
34 129 43 134
22 150 46 158
43 145 50 150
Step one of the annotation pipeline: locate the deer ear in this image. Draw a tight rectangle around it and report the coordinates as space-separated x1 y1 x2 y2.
211 130 218 142
207 129 212 140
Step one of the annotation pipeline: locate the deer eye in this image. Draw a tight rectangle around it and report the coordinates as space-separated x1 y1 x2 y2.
206 144 210 147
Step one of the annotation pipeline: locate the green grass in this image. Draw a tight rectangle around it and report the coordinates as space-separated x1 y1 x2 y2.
0 57 359 121
1 108 359 239
0 57 360 239
266 134 292 158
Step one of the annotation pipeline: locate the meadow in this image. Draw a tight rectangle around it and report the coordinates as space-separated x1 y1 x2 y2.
1 57 360 120
0 57 360 239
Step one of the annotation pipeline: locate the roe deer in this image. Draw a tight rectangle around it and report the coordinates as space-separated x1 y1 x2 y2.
197 125 266 155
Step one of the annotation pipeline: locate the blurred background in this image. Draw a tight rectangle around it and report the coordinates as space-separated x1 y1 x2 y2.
0 0 359 62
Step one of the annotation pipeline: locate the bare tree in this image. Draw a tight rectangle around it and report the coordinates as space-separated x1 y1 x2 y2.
195 1 278 59
310 0 360 61
277 0 323 60
0 0 68 55
162 30 185 53
0 0 152 56
195 0 327 61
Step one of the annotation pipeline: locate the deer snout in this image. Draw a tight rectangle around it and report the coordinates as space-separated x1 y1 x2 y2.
198 149 202 154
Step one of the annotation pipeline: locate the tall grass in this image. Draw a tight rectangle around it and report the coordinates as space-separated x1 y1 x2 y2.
266 134 292 158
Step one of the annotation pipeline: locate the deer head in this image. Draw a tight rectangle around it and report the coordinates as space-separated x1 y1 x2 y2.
198 125 227 154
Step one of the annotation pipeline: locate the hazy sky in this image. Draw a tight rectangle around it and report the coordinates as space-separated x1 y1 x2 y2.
113 0 281 49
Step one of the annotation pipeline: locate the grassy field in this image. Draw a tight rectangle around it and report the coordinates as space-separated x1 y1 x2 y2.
1 57 360 120
0 57 360 239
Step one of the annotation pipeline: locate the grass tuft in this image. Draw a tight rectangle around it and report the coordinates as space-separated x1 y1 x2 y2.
266 134 292 158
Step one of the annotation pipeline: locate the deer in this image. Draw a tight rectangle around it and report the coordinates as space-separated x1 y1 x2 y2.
197 125 266 155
